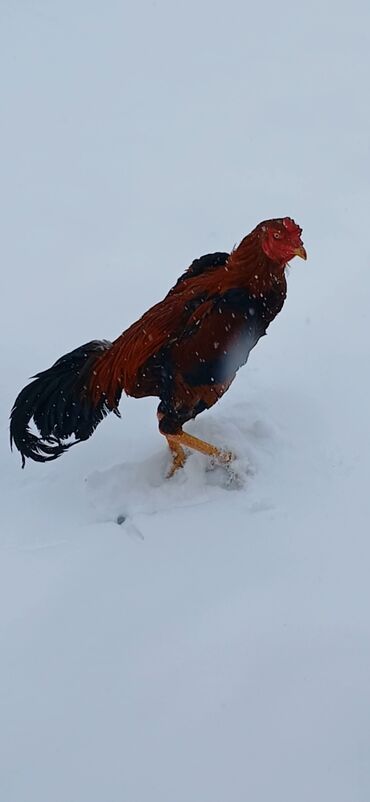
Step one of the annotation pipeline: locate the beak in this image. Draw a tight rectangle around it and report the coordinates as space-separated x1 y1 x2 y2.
294 245 307 260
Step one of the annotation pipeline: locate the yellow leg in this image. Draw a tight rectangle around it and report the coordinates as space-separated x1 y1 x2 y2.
166 430 234 475
166 436 187 477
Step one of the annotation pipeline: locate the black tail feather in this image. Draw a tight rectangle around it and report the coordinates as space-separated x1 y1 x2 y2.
10 340 122 467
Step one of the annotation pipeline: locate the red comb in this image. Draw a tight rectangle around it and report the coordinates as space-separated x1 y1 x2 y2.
282 217 302 235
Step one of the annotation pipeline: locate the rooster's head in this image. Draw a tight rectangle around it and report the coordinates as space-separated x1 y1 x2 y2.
260 218 307 265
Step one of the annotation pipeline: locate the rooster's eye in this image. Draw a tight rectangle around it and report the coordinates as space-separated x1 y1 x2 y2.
273 232 281 239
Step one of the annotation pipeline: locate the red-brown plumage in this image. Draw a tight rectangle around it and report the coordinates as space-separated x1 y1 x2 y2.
91 219 298 407
10 217 306 468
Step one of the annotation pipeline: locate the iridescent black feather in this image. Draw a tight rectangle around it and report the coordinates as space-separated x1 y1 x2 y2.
10 340 121 467
169 252 230 292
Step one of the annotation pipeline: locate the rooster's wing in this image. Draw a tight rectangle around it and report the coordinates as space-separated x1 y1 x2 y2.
168 251 230 295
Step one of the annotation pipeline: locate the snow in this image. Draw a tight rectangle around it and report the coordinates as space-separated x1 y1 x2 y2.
1 1 370 800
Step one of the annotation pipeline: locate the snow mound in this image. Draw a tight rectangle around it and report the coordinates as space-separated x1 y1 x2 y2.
86 408 276 527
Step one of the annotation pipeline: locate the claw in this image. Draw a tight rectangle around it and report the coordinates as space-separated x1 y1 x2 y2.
165 430 235 477
166 438 187 477
217 449 235 464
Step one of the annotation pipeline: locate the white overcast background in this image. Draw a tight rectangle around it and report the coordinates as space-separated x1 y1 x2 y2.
1 2 370 801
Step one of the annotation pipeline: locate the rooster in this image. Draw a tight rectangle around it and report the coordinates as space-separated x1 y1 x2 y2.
10 217 306 475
